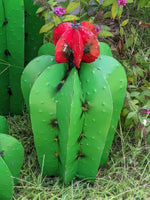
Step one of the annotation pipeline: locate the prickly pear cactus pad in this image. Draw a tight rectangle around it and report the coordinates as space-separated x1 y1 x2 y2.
21 21 127 184
0 116 24 199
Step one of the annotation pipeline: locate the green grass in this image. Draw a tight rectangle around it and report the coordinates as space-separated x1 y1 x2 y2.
7 114 150 200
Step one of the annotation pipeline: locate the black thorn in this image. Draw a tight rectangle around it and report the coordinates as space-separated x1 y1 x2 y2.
4 49 11 56
3 18 8 25
77 150 85 160
57 80 65 91
8 86 12 96
50 119 58 128
80 102 88 118
57 156 62 165
25 33 28 41
25 11 27 17
77 133 84 143
56 74 68 92
54 136 59 142
0 151 4 158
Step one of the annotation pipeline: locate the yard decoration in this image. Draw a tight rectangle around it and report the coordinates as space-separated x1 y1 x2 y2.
21 21 127 184
0 0 44 115
0 116 24 200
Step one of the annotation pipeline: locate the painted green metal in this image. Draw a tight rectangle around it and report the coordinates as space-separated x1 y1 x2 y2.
24 0 44 64
92 55 127 166
0 115 9 134
57 68 83 184
0 133 24 185
29 63 67 175
38 43 55 56
0 156 13 200
0 0 45 115
0 116 24 198
21 42 127 184
0 0 24 115
0 0 10 115
99 42 113 57
77 63 113 180
21 55 56 111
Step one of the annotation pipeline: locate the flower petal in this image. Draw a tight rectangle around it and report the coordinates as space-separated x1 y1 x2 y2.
81 21 97 36
53 22 71 45
71 30 84 69
55 29 74 63
82 36 100 63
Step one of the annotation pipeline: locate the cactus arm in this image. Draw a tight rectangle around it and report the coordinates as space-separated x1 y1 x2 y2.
0 134 24 185
99 42 113 57
92 55 127 165
77 63 113 180
38 43 55 56
24 0 44 64
29 63 67 175
0 116 9 134
57 68 83 184
21 55 56 111
0 156 13 200
0 0 9 115
3 0 24 114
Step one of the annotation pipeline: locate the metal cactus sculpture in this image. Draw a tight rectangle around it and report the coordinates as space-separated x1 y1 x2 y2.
0 116 24 200
21 21 127 184
0 0 44 115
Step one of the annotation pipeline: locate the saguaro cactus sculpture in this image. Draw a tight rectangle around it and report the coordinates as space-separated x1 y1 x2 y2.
0 0 44 115
0 116 24 200
21 22 127 184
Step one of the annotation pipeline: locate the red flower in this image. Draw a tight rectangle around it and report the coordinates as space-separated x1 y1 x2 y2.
53 21 100 69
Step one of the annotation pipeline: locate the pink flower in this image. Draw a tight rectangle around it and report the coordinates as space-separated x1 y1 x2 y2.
54 7 65 17
147 109 150 114
96 25 101 34
117 0 127 7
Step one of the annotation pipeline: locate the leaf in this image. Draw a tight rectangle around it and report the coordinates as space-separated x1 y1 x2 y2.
53 14 61 26
63 15 79 22
127 111 137 120
127 0 133 3
102 0 114 7
124 37 134 48
98 30 114 37
117 6 123 19
65 1 80 14
121 19 129 27
36 7 45 14
120 27 124 36
99 25 111 31
39 22 55 33
104 11 111 19
111 1 117 19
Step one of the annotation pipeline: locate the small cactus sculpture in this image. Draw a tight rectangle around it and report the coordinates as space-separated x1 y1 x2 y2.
0 116 24 200
21 22 127 184
0 0 44 115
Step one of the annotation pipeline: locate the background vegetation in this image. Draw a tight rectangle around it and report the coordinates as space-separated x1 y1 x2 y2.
7 0 150 199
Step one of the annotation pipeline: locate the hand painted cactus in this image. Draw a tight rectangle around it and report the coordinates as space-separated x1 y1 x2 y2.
21 22 127 184
0 116 24 200
0 0 44 115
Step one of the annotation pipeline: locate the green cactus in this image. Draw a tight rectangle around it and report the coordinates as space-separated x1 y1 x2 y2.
0 0 24 115
21 42 127 184
0 0 44 115
24 0 44 64
0 116 24 199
